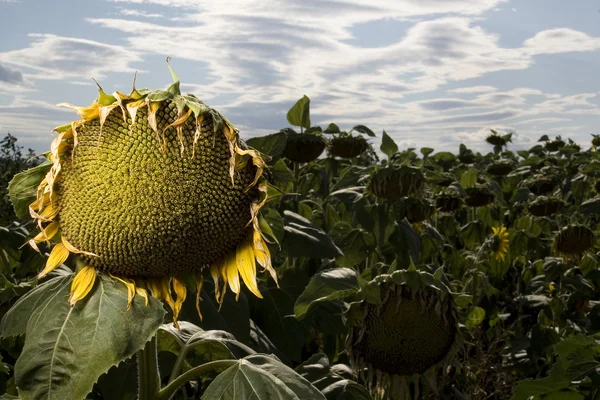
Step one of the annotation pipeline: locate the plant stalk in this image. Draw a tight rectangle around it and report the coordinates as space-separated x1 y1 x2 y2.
156 360 237 400
138 335 161 400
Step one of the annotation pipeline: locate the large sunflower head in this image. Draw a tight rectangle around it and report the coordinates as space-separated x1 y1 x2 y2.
553 225 595 256
282 130 326 163
24 60 277 325
489 226 509 261
368 165 425 200
346 269 459 398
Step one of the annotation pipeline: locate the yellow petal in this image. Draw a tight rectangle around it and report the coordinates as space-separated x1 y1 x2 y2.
171 277 187 327
163 108 192 155
236 235 262 299
30 221 60 244
110 273 136 310
126 99 146 126
195 272 204 321
225 251 241 300
69 266 97 306
235 148 265 189
99 104 118 134
62 236 98 257
136 286 149 306
253 229 278 286
146 100 161 133
57 102 100 121
38 243 70 278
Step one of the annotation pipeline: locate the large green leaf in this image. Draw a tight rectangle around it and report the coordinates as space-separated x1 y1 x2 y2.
579 198 600 216
8 161 51 219
249 286 308 363
0 276 70 338
283 211 343 259
286 96 311 129
511 375 571 400
246 132 288 158
201 354 325 400
351 125 376 137
380 130 398 158
294 268 359 320
14 275 165 400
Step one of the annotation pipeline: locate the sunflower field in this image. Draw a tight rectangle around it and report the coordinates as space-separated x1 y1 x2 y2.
1 64 600 400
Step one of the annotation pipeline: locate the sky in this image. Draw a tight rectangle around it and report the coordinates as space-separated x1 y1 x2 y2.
0 0 599 155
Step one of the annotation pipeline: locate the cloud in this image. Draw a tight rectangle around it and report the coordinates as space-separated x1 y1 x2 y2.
418 99 478 111
524 28 600 55
0 34 142 80
118 8 163 18
0 63 23 84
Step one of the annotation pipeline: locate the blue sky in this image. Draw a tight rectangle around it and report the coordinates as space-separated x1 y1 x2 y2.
0 0 599 154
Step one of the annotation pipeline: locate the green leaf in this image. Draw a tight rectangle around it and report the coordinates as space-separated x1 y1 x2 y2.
283 211 343 259
246 132 288 158
146 89 173 103
351 125 376 137
466 306 485 329
165 57 181 95
380 130 398 158
420 147 434 157
250 286 308 363
287 95 311 129
579 198 600 216
201 354 325 400
321 380 373 400
8 161 52 219
460 169 477 189
294 268 359 320
511 375 571 400
0 275 70 338
324 123 341 134
14 274 166 400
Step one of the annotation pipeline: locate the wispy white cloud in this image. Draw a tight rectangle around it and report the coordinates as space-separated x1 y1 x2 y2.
0 34 142 80
117 8 163 18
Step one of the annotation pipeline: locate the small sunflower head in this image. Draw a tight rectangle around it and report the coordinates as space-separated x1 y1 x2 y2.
23 60 278 325
282 131 326 163
554 225 595 255
403 197 434 223
592 134 600 148
435 193 463 213
328 135 369 158
527 196 565 217
346 269 459 398
523 175 558 196
369 165 425 200
489 226 509 261
486 159 514 176
464 185 495 207
485 132 509 147
545 137 566 152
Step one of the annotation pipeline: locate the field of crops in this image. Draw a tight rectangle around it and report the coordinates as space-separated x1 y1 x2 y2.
1 74 600 400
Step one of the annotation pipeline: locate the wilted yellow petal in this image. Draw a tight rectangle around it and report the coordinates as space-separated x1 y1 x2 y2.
236 148 265 189
195 272 204 321
136 286 149 306
38 243 70 278
236 235 262 299
110 273 136 310
253 229 278 286
171 277 187 327
62 236 97 257
98 104 118 134
225 250 241 300
69 266 97 306
163 108 192 155
146 100 161 133
28 221 60 252
126 100 146 126
57 102 100 121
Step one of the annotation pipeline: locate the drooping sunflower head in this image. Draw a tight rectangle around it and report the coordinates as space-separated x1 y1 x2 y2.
346 269 459 398
486 159 514 176
592 134 600 148
24 60 277 325
435 192 463 213
328 135 369 158
523 174 558 196
282 131 326 163
402 197 434 224
527 196 565 217
368 165 425 200
489 226 509 261
554 225 595 256
464 185 495 207
485 132 509 147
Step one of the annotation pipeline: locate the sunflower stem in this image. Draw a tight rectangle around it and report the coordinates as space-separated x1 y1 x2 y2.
138 335 161 400
156 359 237 400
